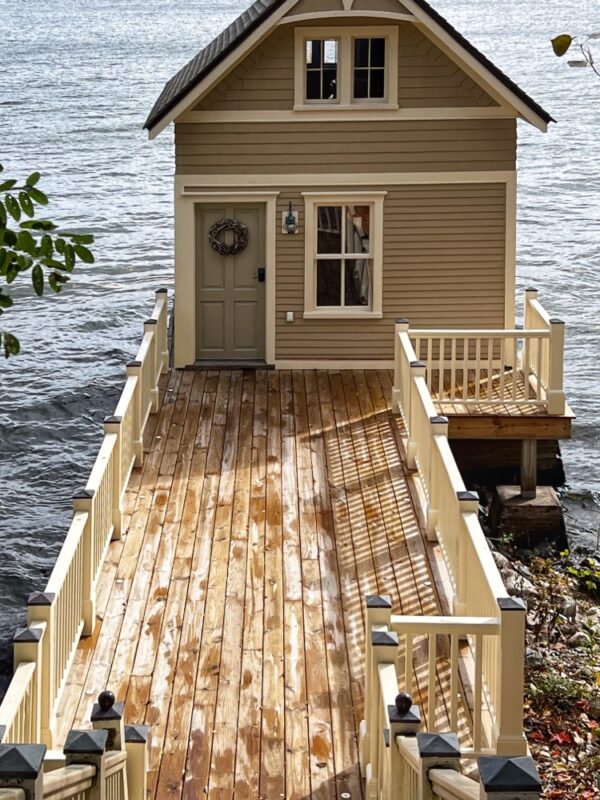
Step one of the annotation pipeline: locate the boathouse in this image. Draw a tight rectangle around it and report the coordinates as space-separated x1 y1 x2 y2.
0 1 574 799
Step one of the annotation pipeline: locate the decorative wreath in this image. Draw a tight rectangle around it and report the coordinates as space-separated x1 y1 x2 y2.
208 218 249 256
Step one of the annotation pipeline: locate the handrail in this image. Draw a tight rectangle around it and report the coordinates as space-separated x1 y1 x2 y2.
429 768 479 800
43 764 96 797
0 290 169 749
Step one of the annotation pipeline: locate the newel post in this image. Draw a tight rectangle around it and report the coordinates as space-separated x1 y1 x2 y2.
64 729 109 800
392 319 410 414
0 744 46 800
26 593 56 748
478 755 541 799
360 595 392 773
547 318 565 415
454 491 479 616
417 732 461 800
144 318 159 413
13 623 45 743
91 691 125 751
104 416 123 540
367 628 399 800
73 489 96 636
495 598 528 756
155 288 169 374
523 288 538 331
407 361 426 470
427 416 448 541
126 360 143 466
124 725 149 800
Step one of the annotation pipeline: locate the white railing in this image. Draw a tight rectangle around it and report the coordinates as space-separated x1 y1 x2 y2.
0 290 169 750
406 290 565 414
390 321 528 758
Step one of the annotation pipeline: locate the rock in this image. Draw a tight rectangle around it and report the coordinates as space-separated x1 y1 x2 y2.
503 568 536 599
492 551 511 571
561 596 577 622
525 647 544 667
568 631 590 648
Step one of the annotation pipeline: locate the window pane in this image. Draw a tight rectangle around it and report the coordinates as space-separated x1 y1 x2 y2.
344 259 371 306
317 206 342 253
317 259 342 306
371 38 386 67
306 70 321 100
306 40 322 67
354 68 369 98
370 69 385 98
323 39 338 64
345 206 371 254
354 38 369 68
322 67 337 99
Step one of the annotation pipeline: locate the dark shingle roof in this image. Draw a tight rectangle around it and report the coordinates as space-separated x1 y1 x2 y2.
145 0 553 132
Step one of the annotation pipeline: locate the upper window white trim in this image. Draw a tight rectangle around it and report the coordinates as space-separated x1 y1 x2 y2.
294 26 399 110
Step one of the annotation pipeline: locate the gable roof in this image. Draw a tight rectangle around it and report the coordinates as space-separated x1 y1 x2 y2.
144 0 554 135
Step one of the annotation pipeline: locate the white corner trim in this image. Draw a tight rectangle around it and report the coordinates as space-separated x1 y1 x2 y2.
505 172 517 329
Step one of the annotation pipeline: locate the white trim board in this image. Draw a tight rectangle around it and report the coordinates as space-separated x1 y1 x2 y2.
177 107 515 124
280 11 416 24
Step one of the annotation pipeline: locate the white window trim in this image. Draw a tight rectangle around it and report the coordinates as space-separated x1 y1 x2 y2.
303 191 386 318
294 26 399 110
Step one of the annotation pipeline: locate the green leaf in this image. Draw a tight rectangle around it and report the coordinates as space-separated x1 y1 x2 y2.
5 194 21 222
3 230 17 247
0 200 6 225
6 261 19 283
65 244 75 271
0 293 13 309
40 234 53 257
0 179 17 192
48 272 69 293
16 230 35 254
3 332 20 357
74 244 94 264
19 191 34 218
55 237 66 255
71 233 94 245
26 172 41 187
552 34 573 57
27 187 48 205
32 263 44 296
20 219 57 232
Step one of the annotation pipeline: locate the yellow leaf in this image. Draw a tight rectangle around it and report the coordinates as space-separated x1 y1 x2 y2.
552 34 573 57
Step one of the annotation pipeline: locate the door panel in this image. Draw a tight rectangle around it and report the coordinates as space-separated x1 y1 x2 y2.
195 204 266 361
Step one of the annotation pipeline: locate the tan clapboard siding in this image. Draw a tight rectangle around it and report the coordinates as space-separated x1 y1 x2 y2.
195 19 497 112
175 119 516 173
274 185 506 361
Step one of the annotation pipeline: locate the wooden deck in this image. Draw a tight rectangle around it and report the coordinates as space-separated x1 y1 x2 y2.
54 368 471 799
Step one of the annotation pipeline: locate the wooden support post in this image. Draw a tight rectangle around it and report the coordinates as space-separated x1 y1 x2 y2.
26 593 56 748
73 489 96 636
407 361 426 470
13 623 46 743
360 595 392 773
125 361 143 466
64 729 108 800
124 725 149 800
427 416 448 542
392 319 409 414
547 318 565 415
144 319 160 413
520 440 537 500
523 288 538 331
495 598 528 756
455 492 479 616
103 417 122 540
155 288 169 374
478 755 541 798
0 743 46 800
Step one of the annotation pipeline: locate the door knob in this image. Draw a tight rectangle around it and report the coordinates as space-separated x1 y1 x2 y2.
257 267 266 283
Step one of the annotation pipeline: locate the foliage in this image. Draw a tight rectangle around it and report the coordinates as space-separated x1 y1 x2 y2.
551 32 600 78
0 163 95 358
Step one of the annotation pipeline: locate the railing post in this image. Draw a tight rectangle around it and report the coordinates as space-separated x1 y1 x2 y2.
360 596 392 775
144 319 160 413
124 725 149 800
417 733 461 800
13 624 45 743
64 729 109 800
26 593 56 748
495 598 528 756
0 743 46 800
73 489 96 637
390 694 421 791
454 491 479 616
478 755 541 799
155 288 169 374
407 361 426 470
104 417 123 540
523 288 538 331
367 629 398 800
547 318 565 414
91 691 125 752
126 361 143 466
392 319 410 414
427 416 448 541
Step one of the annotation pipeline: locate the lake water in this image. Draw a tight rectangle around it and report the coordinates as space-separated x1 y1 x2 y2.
0 0 598 691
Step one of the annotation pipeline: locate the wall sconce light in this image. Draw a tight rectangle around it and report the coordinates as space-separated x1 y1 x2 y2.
282 201 299 234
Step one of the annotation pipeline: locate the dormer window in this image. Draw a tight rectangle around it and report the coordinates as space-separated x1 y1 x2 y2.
295 27 398 110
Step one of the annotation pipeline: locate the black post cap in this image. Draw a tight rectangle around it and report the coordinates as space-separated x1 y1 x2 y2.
410 360 426 368
366 595 392 610
457 490 479 502
0 744 46 778
124 725 149 744
73 487 95 500
549 318 564 325
64 729 109 755
497 596 526 612
91 690 124 722
126 360 142 368
371 630 398 647
144 318 158 326
417 732 461 759
430 415 449 425
13 626 43 643
104 415 122 425
27 591 55 607
478 755 541 793
155 287 168 294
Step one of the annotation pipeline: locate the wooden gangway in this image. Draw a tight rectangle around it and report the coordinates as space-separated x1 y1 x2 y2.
0 290 566 800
